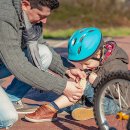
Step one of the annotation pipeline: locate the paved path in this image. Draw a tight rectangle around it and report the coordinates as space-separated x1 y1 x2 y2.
1 36 130 130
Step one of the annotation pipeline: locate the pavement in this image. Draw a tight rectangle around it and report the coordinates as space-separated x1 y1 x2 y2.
1 36 130 130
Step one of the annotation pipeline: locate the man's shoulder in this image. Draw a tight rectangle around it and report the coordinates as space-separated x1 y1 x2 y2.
0 0 15 12
0 1 20 31
0 1 18 23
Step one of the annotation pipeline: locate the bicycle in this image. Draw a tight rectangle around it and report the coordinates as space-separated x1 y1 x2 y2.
93 71 130 130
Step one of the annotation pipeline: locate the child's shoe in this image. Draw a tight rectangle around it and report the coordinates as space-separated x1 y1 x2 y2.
71 107 94 121
25 103 57 122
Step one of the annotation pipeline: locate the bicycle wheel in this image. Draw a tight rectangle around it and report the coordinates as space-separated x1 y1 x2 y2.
94 71 130 130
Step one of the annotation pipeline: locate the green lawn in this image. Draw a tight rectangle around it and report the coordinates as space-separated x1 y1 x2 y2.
44 27 130 39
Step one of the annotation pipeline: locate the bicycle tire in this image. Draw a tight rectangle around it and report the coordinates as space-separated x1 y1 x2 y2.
94 71 130 130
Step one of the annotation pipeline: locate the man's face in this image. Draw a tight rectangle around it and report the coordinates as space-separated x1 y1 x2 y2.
22 1 51 24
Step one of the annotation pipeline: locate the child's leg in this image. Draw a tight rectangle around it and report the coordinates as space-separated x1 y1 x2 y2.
53 95 74 110
70 82 94 121
52 82 94 112
24 94 76 122
103 96 119 115
83 83 119 115
84 83 119 115
24 79 87 122
84 82 94 104
51 78 87 111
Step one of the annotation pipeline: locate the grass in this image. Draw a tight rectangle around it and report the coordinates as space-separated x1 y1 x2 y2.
44 27 130 39
102 27 130 37
44 28 75 39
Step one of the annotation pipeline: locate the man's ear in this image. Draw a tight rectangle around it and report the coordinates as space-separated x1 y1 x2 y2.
21 0 31 11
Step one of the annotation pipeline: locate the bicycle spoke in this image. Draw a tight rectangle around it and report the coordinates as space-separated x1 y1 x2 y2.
116 84 122 109
117 84 129 108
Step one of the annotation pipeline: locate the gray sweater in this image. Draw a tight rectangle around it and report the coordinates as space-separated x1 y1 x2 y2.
0 0 67 94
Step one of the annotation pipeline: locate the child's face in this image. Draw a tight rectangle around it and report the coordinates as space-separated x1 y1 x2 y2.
81 59 100 70
79 50 101 70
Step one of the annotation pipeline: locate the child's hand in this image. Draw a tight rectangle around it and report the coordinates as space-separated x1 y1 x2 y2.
89 72 97 84
66 68 86 82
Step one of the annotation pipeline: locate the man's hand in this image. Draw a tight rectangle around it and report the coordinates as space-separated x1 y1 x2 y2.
66 68 86 82
63 80 85 103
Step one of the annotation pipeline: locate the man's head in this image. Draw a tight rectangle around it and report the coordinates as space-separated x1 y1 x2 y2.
22 0 59 24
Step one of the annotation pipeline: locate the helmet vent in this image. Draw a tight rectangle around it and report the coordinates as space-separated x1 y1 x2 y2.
78 46 82 54
88 30 94 32
80 34 86 42
80 28 86 33
72 39 77 46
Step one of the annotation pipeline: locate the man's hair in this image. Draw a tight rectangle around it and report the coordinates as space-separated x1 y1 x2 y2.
29 0 59 10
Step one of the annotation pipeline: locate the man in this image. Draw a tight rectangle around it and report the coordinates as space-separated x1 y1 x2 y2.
0 0 86 128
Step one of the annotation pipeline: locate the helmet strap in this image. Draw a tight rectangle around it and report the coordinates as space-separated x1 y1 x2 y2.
91 46 104 62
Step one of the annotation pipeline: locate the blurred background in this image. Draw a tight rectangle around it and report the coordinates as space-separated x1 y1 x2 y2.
44 0 130 38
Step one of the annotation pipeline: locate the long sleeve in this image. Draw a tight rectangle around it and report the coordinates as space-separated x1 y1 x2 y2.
38 35 75 76
0 20 67 95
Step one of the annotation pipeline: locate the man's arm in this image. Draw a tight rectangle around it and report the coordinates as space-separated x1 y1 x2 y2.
0 20 67 95
38 35 75 76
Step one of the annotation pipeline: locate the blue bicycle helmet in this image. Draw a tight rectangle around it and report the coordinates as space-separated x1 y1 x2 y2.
68 27 103 62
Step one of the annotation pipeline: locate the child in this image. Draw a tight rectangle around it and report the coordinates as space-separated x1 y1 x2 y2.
67 27 129 120
25 27 129 122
